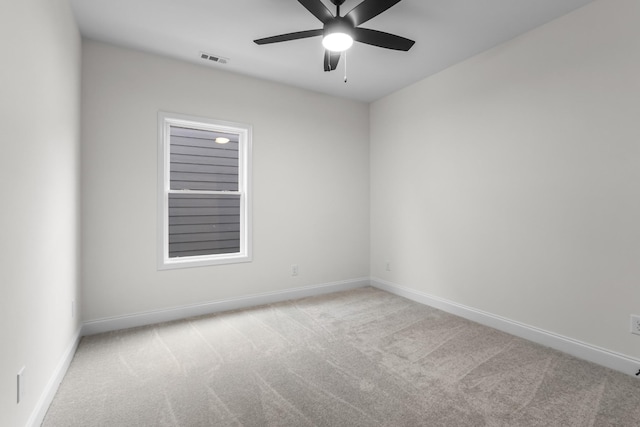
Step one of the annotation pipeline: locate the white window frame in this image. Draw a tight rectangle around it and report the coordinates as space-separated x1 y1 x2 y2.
157 111 252 269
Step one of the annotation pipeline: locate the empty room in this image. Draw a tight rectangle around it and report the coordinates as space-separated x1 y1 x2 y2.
2 0 640 425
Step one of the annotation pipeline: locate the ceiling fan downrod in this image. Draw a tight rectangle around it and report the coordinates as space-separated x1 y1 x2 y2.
332 0 346 16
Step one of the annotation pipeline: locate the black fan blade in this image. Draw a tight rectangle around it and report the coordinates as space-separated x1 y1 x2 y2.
298 0 334 24
345 0 402 26
353 27 415 51
323 50 341 72
254 29 323 45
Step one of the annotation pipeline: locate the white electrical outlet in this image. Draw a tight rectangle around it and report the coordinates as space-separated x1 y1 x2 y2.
17 367 25 404
631 315 640 336
291 264 299 277
385 261 391 271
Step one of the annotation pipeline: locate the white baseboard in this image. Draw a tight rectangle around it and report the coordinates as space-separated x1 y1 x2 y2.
82 278 370 336
27 327 82 427
371 277 640 378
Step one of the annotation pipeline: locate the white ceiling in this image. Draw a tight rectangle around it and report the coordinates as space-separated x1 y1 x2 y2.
70 0 594 102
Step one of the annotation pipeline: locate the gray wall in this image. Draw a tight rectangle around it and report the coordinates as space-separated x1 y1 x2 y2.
0 0 81 425
81 40 370 321
370 0 640 360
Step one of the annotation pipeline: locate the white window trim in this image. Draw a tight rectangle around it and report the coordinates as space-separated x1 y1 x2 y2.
157 111 252 270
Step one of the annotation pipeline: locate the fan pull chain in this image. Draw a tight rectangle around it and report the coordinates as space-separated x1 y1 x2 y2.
344 51 348 83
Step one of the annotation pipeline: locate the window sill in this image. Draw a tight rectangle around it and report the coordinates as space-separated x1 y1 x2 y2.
158 253 252 270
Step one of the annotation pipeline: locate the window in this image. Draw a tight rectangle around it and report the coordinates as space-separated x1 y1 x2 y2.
158 112 252 269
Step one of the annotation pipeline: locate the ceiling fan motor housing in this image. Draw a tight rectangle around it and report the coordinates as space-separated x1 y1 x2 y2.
323 17 354 38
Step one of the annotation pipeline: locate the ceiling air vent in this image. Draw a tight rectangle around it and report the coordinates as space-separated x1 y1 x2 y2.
200 52 229 65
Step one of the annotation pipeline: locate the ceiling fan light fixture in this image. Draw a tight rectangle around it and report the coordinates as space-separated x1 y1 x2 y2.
253 0 415 71
322 32 353 52
322 17 354 52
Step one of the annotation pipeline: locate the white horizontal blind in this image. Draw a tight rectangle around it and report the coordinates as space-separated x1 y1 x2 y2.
168 126 241 258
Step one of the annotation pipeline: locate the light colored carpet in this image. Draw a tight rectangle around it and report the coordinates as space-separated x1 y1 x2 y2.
43 287 640 426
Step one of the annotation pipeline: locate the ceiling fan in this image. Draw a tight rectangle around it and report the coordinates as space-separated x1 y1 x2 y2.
254 0 415 72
